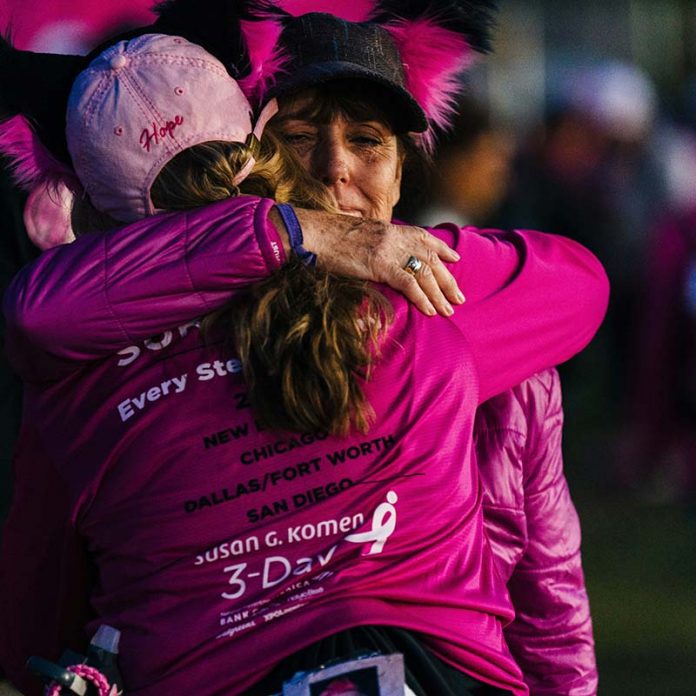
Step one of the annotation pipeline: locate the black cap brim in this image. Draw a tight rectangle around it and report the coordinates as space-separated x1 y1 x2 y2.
269 61 428 134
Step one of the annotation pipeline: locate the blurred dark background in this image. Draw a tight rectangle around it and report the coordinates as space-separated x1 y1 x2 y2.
2 1 696 693
416 3 696 693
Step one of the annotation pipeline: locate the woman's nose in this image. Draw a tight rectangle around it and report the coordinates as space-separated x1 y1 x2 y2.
312 139 351 185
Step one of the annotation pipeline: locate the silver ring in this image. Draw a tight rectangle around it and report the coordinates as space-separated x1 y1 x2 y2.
404 255 423 275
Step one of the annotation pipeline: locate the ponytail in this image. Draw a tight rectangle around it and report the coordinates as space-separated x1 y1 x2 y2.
206 261 390 436
150 131 392 435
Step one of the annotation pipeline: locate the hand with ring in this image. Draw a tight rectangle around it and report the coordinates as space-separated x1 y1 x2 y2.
403 255 423 276
288 209 465 317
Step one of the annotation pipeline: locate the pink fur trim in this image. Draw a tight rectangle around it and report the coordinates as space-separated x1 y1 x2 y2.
239 18 289 105
384 18 474 151
0 115 79 191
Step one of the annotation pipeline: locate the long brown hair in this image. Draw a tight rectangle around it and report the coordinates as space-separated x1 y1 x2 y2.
74 129 391 436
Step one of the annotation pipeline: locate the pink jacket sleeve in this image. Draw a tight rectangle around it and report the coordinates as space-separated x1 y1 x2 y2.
3 196 284 381
504 370 598 695
430 224 609 401
5 212 608 397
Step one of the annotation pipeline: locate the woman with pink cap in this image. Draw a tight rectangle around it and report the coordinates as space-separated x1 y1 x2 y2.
0 3 604 695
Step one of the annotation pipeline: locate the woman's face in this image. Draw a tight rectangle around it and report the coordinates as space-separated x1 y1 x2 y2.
275 94 404 222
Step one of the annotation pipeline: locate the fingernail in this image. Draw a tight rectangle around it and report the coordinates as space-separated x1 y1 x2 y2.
456 290 466 303
450 250 461 261
427 304 437 316
444 303 454 316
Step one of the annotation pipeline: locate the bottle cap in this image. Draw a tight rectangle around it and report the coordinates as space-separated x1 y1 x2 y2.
90 625 121 654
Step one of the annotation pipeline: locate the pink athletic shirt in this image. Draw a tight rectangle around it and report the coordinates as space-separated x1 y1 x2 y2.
0 196 609 695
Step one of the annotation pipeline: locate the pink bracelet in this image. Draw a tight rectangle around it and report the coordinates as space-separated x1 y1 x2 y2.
45 664 116 696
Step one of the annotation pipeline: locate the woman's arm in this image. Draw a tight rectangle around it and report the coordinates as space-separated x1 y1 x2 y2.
433 224 610 401
503 370 598 694
4 200 462 381
4 196 279 380
295 209 462 317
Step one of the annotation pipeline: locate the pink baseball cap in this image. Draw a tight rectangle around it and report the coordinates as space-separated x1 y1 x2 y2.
66 33 277 223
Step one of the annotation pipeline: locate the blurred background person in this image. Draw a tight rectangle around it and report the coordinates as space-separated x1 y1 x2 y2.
497 62 663 464
477 5 696 690
415 98 515 228
622 83 696 502
417 96 597 693
0 0 153 55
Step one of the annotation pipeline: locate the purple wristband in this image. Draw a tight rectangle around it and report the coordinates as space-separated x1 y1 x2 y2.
275 204 317 266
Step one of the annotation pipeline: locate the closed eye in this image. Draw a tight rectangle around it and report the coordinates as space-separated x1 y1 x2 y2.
278 127 317 146
351 135 382 146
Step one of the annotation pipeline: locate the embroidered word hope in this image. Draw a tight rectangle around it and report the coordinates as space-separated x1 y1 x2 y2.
140 115 184 152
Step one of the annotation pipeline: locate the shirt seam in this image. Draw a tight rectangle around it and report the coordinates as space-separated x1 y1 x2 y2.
103 231 134 343
182 209 213 314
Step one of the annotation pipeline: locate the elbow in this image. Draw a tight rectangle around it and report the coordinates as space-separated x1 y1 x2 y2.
553 243 611 364
558 239 610 350
4 302 45 354
2 271 66 353
582 252 611 338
